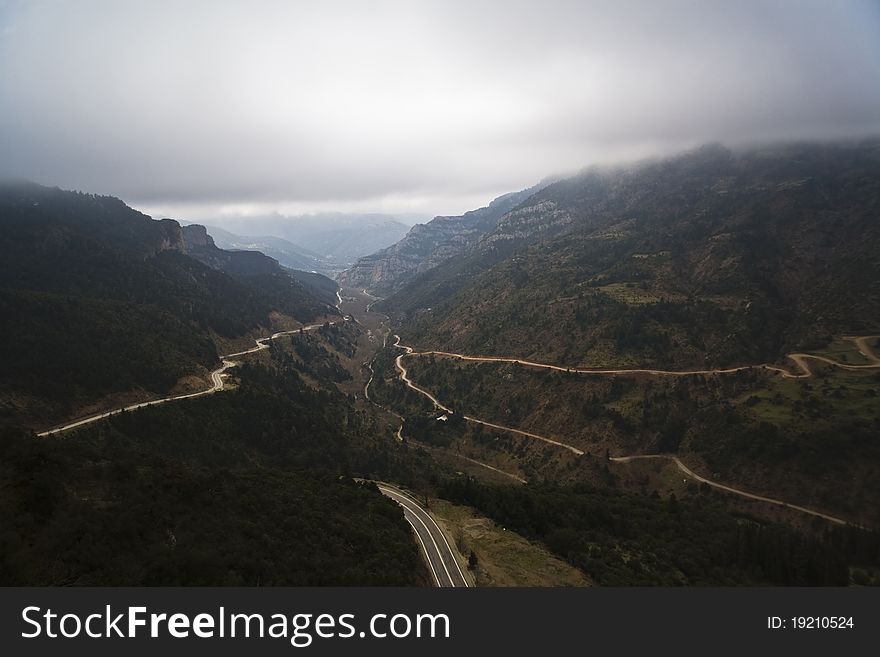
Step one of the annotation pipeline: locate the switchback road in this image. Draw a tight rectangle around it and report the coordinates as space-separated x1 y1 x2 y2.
388 331 877 525
394 340 454 413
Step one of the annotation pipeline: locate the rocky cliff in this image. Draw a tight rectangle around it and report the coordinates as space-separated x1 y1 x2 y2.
336 183 548 295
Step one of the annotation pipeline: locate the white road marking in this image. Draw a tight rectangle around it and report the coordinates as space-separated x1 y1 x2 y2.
378 484 470 587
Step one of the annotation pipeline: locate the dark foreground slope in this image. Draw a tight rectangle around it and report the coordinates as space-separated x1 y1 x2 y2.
0 183 330 428
0 355 425 585
385 141 880 368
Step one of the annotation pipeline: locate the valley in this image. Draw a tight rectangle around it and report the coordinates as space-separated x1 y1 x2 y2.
3 142 880 588
357 289 879 526
340 287 880 584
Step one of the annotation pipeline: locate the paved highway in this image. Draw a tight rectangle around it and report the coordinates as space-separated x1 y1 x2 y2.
377 483 471 587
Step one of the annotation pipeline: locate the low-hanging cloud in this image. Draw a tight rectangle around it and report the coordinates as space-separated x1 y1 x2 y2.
1 0 879 219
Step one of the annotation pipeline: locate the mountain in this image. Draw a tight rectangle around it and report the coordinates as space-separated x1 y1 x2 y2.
337 183 549 295
0 183 331 429
197 224 334 274
181 224 280 275
181 224 341 309
210 213 414 268
383 141 880 368
375 140 880 536
181 224 340 307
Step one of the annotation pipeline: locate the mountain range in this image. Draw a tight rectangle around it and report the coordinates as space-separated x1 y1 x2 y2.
3 140 880 587
195 224 334 275
204 213 414 269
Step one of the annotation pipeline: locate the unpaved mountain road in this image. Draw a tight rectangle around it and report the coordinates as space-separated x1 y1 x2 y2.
387 329 879 526
38 322 334 437
403 334 880 379
610 455 847 525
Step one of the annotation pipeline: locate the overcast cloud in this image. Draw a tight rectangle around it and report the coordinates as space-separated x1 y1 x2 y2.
1 0 879 221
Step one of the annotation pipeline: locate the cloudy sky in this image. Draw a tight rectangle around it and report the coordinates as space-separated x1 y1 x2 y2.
1 0 879 222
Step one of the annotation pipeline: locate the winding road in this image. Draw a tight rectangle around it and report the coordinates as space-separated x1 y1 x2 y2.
376 483 471 587
443 450 528 484
402 334 880 379
387 330 880 525
39 285 472 587
394 340 454 414
37 322 334 437
610 455 847 525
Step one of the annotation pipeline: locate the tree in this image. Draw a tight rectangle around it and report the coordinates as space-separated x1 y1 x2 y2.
468 550 478 570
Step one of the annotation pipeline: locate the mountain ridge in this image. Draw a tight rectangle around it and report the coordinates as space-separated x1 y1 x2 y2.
0 182 332 428
337 182 551 295
382 140 880 368
196 223 334 274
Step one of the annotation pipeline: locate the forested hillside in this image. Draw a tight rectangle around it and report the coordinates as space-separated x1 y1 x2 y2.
0 183 329 428
384 142 880 369
0 340 429 585
439 478 879 586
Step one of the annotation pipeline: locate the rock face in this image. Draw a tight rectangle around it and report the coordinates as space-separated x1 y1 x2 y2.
156 218 186 253
337 183 549 295
180 222 214 249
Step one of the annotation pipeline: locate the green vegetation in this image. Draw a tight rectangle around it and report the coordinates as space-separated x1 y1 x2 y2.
439 478 880 586
0 428 418 585
595 281 680 305
270 324 356 385
808 338 874 365
428 498 592 587
0 343 433 585
0 183 330 427
385 142 880 369
403 354 880 527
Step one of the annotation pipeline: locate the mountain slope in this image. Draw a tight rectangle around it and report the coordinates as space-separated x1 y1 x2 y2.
385 141 880 368
0 183 330 428
0 354 426 585
286 268 340 307
338 183 548 295
181 224 339 314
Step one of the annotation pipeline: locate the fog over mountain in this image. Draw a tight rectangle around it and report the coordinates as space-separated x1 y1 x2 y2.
1 0 878 223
